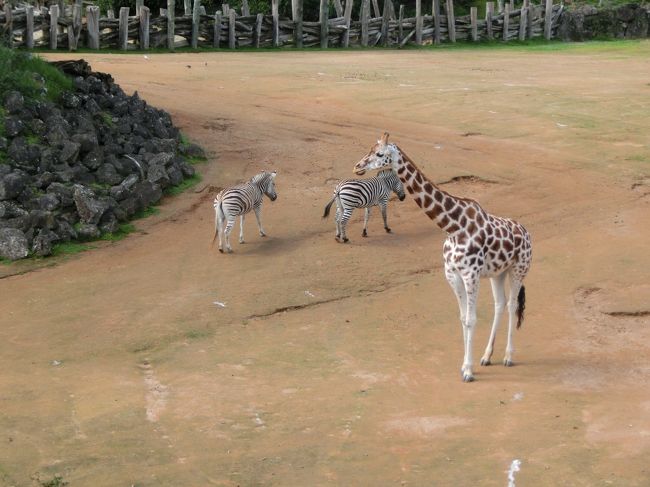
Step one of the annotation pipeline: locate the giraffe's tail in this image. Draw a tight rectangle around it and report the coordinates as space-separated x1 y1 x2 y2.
322 195 336 219
516 285 526 330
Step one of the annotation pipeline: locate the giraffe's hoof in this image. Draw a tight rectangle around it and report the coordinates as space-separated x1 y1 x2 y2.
239 240 245 244
385 227 392 233
218 248 224 253
343 237 349 243
462 374 475 383
260 233 267 238
362 232 368 238
503 359 514 367
480 358 491 366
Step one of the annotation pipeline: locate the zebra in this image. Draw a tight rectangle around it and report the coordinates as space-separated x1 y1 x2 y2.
322 169 405 243
213 170 278 253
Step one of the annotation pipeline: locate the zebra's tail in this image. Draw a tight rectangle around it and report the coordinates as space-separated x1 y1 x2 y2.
213 199 224 244
322 195 336 219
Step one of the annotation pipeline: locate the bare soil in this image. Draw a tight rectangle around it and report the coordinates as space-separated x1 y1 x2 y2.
2 44 649 486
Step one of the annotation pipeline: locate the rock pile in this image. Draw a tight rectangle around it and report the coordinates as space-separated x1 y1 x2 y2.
558 3 650 41
0 59 204 260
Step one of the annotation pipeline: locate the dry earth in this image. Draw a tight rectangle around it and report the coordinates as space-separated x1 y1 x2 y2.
1 43 649 486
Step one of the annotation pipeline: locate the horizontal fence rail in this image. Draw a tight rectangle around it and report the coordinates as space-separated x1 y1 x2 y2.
0 0 563 50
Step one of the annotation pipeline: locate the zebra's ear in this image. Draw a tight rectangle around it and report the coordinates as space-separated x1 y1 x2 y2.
270 171 277 178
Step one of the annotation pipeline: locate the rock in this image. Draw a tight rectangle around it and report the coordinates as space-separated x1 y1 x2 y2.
7 137 41 171
59 140 81 164
33 172 56 189
37 193 60 211
110 174 139 201
73 185 109 224
82 147 104 171
133 180 162 208
31 228 59 257
0 136 7 151
179 160 196 178
147 152 175 167
55 219 77 240
71 133 99 154
76 222 100 240
30 118 47 136
168 166 184 186
95 163 122 186
47 182 74 207
147 164 170 189
0 228 29 260
4 117 26 137
180 142 206 159
99 213 120 234
45 124 69 146
3 91 25 114
29 210 57 230
0 172 29 200
61 91 82 109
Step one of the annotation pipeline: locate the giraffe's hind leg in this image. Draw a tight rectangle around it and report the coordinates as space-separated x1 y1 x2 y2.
480 273 507 366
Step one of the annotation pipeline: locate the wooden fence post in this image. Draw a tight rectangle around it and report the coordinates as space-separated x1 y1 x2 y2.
342 0 353 47
361 0 369 46
292 0 298 20
49 4 58 49
119 7 129 50
497 0 503 13
213 11 222 47
223 4 230 16
433 0 440 44
485 1 493 40
333 0 343 17
26 5 34 49
107 8 115 18
184 0 191 16
167 0 175 49
192 0 200 48
4 5 13 49
518 0 528 40
544 0 553 39
470 6 477 41
502 2 509 41
68 3 82 50
87 5 99 49
228 9 236 48
255 12 263 47
140 6 150 49
509 0 514 10
371 0 380 18
272 0 279 47
319 0 328 48
398 4 404 42
526 1 533 39
294 0 303 47
445 0 455 42
415 0 422 44
381 0 390 45
241 0 250 16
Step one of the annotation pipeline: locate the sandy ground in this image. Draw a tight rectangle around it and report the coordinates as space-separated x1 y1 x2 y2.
1 44 650 486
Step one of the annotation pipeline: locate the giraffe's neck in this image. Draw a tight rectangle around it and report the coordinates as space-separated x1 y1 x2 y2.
391 145 470 234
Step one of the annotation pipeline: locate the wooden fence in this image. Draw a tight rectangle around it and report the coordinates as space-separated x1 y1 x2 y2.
0 0 563 50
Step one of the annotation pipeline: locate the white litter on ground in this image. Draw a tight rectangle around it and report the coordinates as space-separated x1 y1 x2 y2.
507 459 521 487
556 123 568 128
213 301 227 308
304 290 316 298
398 83 415 87
143 55 149 60
434 145 442 150
51 360 62 366
489 110 498 114
513 392 524 401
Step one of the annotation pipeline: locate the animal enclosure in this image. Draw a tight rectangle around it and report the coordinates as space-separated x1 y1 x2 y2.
0 0 563 50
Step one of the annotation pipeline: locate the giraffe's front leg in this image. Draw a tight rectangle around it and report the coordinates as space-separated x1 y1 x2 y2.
462 275 480 382
445 268 470 381
253 205 266 237
239 214 245 244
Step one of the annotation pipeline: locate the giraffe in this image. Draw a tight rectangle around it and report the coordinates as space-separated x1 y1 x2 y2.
353 133 532 382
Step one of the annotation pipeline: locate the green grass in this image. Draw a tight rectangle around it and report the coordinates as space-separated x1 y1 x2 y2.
99 111 114 127
187 155 208 165
164 173 203 196
40 475 68 487
133 205 160 220
50 241 95 257
100 223 137 242
0 47 73 103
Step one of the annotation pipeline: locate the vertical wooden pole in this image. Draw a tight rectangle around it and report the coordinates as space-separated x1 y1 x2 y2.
49 4 59 49
361 0 369 46
415 0 422 45
497 0 503 13
485 1 493 40
191 0 200 48
319 0 328 48
213 11 222 47
68 3 82 50
167 0 175 49
470 6 477 41
333 0 343 17
502 2 509 41
272 0 279 47
4 5 13 49
87 5 99 49
26 5 34 49
433 0 440 44
371 0 380 18
140 6 150 49
254 12 263 47
544 0 552 39
292 0 297 20
241 0 250 15
445 0 455 43
223 4 230 15
294 0 303 47
119 7 129 50
526 1 533 39
135 0 144 15
398 4 404 43
228 9 236 48
509 0 514 10
518 0 528 40
107 8 115 18
342 0 353 47
184 0 191 16
381 0 391 45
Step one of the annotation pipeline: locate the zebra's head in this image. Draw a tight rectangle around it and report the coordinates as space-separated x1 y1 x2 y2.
379 170 406 201
354 132 397 175
252 170 278 201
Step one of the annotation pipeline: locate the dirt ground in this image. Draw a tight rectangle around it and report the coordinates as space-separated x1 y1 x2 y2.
1 43 649 486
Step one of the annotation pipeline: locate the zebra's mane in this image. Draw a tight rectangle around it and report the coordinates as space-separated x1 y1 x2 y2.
250 171 274 186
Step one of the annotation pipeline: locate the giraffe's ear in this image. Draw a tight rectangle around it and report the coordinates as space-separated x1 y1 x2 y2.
381 132 389 144
271 171 277 178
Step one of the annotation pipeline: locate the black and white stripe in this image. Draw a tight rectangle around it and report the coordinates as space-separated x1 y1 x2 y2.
213 170 277 253
323 169 405 243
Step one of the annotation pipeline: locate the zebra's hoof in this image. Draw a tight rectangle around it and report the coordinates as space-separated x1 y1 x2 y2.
343 237 349 243
480 358 491 366
385 227 392 233
503 359 514 367
260 233 267 238
218 249 224 253
362 231 368 238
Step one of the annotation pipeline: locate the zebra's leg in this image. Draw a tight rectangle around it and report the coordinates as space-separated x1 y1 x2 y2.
253 205 266 237
224 216 236 253
480 272 507 366
380 201 391 233
217 213 224 253
335 206 341 240
239 214 245 244
362 207 370 237
339 208 352 243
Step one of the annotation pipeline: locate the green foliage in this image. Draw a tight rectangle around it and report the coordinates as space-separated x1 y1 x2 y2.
0 47 73 103
133 205 160 219
164 173 202 196
51 242 96 257
100 223 137 241
40 475 69 487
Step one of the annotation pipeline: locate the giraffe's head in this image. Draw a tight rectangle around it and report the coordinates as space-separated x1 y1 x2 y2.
353 132 396 175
